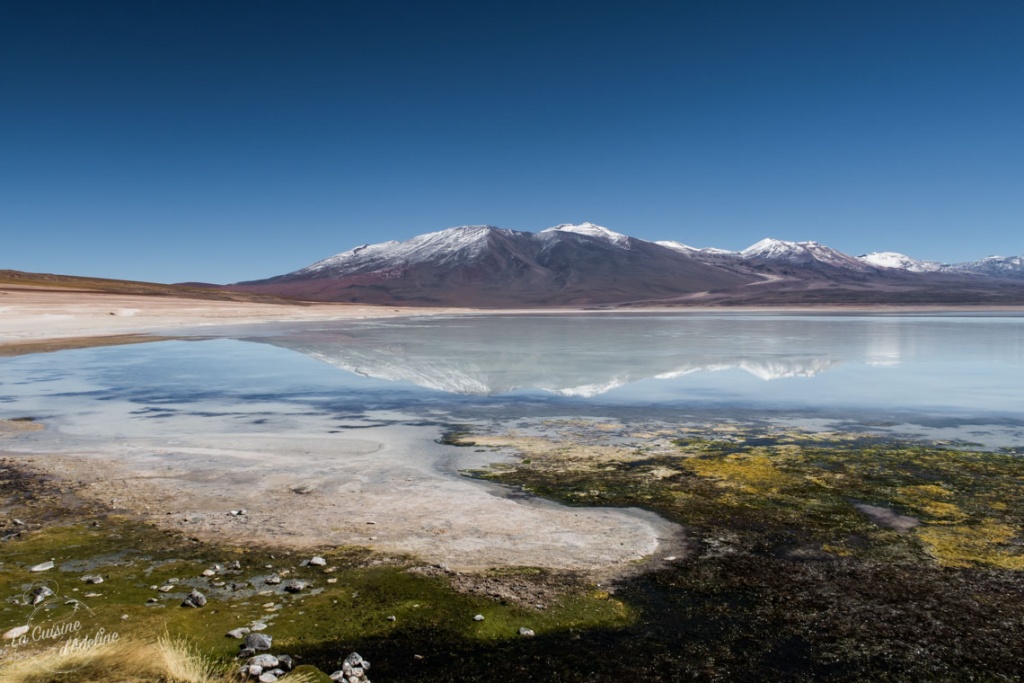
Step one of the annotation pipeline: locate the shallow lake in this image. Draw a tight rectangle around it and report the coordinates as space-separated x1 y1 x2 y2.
2 313 1023 448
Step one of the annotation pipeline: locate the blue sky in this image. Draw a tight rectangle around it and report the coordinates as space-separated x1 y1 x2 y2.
2 0 1022 283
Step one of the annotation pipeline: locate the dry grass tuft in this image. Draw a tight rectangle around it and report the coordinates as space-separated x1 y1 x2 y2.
0 637 237 683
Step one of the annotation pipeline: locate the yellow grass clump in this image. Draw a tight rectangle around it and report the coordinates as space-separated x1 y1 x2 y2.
0 637 238 683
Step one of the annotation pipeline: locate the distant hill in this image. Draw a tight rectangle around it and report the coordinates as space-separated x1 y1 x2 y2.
225 223 1024 307
0 269 300 304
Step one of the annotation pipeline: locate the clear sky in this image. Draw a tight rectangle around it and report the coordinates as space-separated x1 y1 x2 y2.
2 0 1023 283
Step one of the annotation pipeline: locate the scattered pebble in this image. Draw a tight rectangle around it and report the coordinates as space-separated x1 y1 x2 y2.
29 586 54 605
181 590 207 608
330 652 371 682
244 632 273 651
519 627 536 637
473 614 485 621
29 560 54 572
3 625 29 640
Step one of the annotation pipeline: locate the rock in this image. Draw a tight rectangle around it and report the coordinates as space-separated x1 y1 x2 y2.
284 580 309 593
386 615 396 621
247 654 279 668
158 585 174 593
473 614 485 621
29 560 54 572
247 663 263 676
245 632 273 651
181 590 207 608
201 569 216 577
518 627 536 637
250 621 268 631
3 625 29 640
226 627 250 639
308 556 327 567
227 560 242 570
277 654 294 670
29 585 54 605
265 575 282 585
146 597 159 603
259 673 278 683
82 574 104 584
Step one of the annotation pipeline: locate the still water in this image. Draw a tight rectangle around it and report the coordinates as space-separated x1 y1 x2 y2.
2 313 1023 446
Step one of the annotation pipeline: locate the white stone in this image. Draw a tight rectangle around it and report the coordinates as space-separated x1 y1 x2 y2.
3 625 29 640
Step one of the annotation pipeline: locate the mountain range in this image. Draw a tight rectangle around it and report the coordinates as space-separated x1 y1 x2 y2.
226 223 1024 307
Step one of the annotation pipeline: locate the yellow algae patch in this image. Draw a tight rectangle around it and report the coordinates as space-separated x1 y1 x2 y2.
896 484 969 523
916 521 1024 569
684 452 797 496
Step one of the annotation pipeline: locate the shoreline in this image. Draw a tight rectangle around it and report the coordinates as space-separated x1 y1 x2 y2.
3 287 1023 353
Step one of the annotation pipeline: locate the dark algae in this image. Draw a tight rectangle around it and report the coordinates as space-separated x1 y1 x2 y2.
453 422 1024 681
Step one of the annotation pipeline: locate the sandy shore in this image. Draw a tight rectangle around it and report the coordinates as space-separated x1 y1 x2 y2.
0 287 466 349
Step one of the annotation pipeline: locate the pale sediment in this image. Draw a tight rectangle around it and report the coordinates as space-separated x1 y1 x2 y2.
1 424 684 576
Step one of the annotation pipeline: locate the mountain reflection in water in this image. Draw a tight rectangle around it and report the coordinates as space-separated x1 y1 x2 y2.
238 314 1023 402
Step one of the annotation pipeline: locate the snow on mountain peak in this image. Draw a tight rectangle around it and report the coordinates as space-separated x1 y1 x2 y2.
296 224 502 275
858 252 943 273
655 240 698 253
542 222 631 246
741 238 803 259
741 237 867 269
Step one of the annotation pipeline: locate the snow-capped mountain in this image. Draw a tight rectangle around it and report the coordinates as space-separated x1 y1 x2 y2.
740 238 874 271
228 223 1024 307
947 255 1024 280
858 252 944 273
234 223 758 306
541 222 632 247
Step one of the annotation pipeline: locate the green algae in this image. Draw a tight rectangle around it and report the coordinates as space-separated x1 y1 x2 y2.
0 490 628 676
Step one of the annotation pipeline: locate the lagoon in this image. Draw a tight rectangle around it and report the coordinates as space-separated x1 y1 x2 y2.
3 312 1023 448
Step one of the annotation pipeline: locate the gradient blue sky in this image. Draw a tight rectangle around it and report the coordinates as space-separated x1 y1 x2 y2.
3 0 1022 283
